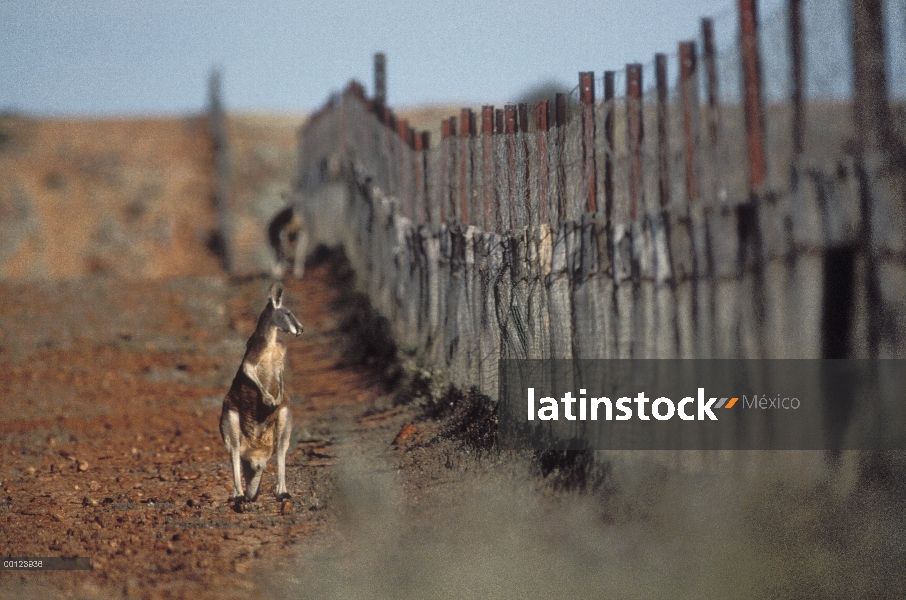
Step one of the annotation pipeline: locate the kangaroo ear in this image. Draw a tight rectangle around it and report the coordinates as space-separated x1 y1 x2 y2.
269 282 284 308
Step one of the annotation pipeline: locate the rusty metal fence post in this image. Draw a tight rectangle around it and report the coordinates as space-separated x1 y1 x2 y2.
679 41 700 203
374 53 386 118
535 100 551 226
505 104 518 229
702 18 722 202
603 72 615 221
460 108 474 224
627 64 644 220
397 118 410 219
555 93 568 225
739 0 767 192
655 54 671 208
518 103 531 225
787 0 804 192
414 130 426 224
481 105 496 231
580 72 597 214
440 118 453 222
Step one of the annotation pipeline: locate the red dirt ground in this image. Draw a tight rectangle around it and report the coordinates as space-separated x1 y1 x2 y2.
0 263 405 599
0 113 418 598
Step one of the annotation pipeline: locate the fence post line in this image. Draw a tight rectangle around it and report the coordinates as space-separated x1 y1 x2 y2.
495 108 504 136
738 0 767 192
482 106 496 231
580 72 597 214
627 64 644 220
679 41 700 203
603 72 615 221
505 104 518 229
655 54 671 208
460 108 474 224
535 100 551 226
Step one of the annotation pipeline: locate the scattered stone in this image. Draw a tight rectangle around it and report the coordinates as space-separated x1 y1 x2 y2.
392 423 418 446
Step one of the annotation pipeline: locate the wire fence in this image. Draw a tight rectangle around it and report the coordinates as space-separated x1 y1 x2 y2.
294 0 906 398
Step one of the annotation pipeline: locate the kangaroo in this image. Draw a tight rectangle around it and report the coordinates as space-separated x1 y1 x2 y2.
220 282 303 503
268 204 308 280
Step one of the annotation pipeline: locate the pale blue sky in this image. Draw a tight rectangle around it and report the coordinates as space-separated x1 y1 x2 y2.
4 0 884 117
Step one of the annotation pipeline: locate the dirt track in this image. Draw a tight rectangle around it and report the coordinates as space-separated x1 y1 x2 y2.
0 253 404 598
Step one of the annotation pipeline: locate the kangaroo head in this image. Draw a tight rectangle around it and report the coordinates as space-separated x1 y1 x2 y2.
268 282 303 336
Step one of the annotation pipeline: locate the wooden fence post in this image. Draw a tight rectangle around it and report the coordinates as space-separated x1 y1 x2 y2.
397 119 411 219
680 42 701 205
627 64 644 220
414 130 426 224
702 18 722 201
518 103 531 225
482 106 497 231
441 118 453 222
603 72 615 221
505 104 518 229
852 0 906 358
374 53 386 120
208 68 232 272
739 0 767 192
655 54 671 208
789 0 804 189
460 108 474 224
535 100 551 226
702 19 720 147
381 107 395 197
580 72 597 214
555 93 568 224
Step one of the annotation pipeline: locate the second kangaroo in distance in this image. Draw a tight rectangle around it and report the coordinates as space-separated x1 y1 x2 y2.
220 282 303 503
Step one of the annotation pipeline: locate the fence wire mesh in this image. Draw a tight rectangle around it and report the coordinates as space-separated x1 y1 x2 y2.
295 0 906 395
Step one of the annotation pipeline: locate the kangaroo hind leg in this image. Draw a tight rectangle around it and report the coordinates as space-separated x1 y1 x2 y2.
275 405 292 500
220 409 244 499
